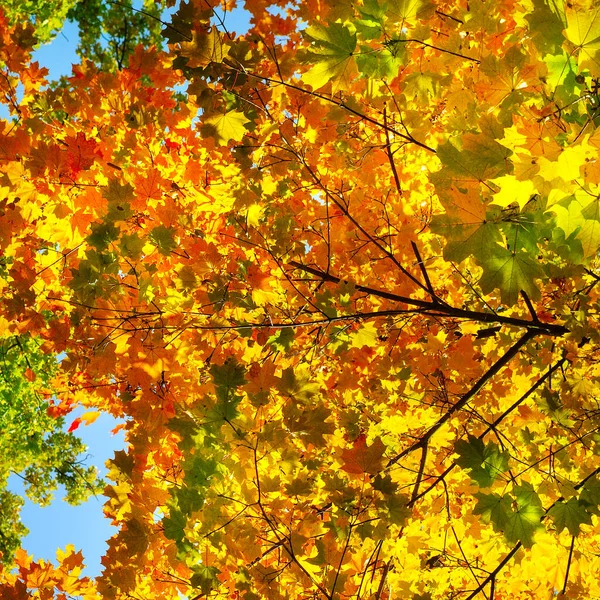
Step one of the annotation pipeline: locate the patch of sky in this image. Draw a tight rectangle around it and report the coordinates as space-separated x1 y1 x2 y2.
7 407 126 576
33 20 80 80
213 2 252 35
311 191 325 205
267 2 306 31
266 2 296 18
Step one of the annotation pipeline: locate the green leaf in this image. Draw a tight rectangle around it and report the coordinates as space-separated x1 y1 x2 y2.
180 454 219 496
87 222 120 251
267 328 295 352
548 498 593 536
550 192 600 259
474 484 544 548
119 233 145 260
282 401 335 447
210 389 243 422
478 246 543 306
191 565 221 595
148 225 177 256
434 135 511 185
579 476 600 515
473 492 511 530
505 483 544 548
278 366 319 401
386 493 411 525
432 214 503 264
525 0 566 55
302 22 357 90
104 178 135 221
565 7 600 76
455 435 509 487
386 0 434 24
162 508 187 542
173 485 205 515
359 0 387 21
544 52 577 91
356 46 404 79
210 357 246 389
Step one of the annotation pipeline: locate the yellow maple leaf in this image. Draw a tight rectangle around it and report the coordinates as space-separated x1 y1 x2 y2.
202 110 249 144
350 321 379 348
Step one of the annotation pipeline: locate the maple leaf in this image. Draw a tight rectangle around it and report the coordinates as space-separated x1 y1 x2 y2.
179 27 228 68
504 483 545 548
202 110 250 144
525 0 566 55
475 483 544 548
302 22 358 90
478 246 543 306
283 401 334 446
565 7 600 76
64 132 99 178
455 435 509 487
8 2 600 598
548 498 593 536
341 435 386 475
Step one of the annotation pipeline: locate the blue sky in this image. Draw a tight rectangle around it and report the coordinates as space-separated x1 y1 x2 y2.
8 410 126 576
2 1 251 578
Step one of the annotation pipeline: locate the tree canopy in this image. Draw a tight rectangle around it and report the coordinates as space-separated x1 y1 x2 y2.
2 0 600 598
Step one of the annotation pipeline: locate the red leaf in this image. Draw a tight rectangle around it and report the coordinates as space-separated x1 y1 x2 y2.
67 417 82 433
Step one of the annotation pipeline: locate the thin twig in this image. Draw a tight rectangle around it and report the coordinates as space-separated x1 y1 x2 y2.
383 104 403 195
411 241 439 302
562 536 575 596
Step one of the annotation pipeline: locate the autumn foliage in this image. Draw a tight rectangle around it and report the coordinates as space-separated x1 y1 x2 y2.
3 0 600 598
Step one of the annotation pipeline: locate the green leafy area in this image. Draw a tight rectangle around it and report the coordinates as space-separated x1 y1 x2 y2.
0 336 104 564
301 22 357 90
455 435 510 487
524 0 566 56
548 497 593 536
474 482 544 548
149 225 177 256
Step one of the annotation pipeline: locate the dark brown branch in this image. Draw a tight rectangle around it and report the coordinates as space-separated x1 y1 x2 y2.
410 444 429 504
436 9 464 24
451 527 489 600
374 560 391 600
520 290 538 322
329 522 353 599
288 261 569 336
